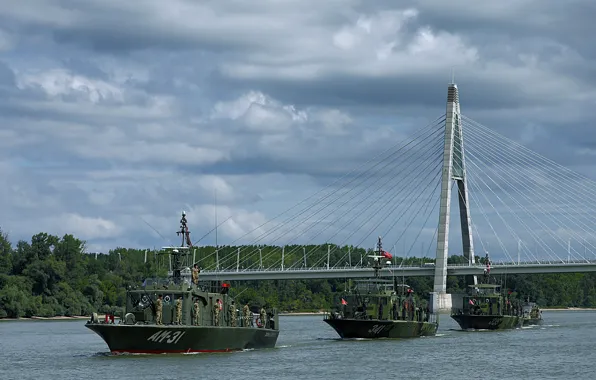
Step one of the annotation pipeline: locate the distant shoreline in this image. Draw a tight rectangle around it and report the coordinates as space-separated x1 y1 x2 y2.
0 315 97 322
0 312 326 322
2 308 593 321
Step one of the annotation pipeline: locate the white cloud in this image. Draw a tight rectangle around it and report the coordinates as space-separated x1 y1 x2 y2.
56 213 119 240
16 68 125 103
0 0 595 265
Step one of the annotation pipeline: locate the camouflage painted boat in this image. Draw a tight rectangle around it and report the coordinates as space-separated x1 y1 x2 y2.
85 212 280 354
324 237 439 339
451 312 522 330
451 254 523 331
521 300 543 326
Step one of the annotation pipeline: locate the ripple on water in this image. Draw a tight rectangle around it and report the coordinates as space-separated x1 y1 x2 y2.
0 312 594 379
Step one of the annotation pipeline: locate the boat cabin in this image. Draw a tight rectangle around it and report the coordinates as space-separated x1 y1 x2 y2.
331 279 433 323
459 284 505 316
123 278 248 327
522 301 541 319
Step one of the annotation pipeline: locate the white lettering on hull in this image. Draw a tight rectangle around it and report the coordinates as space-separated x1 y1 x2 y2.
147 330 186 344
368 324 390 335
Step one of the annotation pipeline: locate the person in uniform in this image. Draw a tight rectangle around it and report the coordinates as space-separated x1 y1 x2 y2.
193 298 201 326
242 302 250 327
229 300 237 327
155 294 163 325
259 306 266 328
213 299 220 326
192 264 200 285
175 296 183 325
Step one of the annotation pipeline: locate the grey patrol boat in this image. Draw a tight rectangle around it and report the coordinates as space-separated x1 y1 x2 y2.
521 298 543 326
324 237 439 339
85 212 280 354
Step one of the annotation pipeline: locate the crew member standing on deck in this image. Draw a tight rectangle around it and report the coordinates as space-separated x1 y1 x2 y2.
155 294 163 325
192 264 200 285
243 302 251 327
229 300 237 327
259 306 267 328
193 298 201 326
175 296 183 325
213 299 221 326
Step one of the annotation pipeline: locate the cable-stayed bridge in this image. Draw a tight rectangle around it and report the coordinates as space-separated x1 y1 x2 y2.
183 82 596 310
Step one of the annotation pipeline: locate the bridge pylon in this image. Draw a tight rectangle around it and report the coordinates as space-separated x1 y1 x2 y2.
431 81 476 313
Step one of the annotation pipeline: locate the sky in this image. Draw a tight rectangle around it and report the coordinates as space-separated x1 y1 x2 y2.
1 1 596 263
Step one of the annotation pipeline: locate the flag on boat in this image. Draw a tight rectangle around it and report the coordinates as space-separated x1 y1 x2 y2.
382 250 392 259
469 299 475 305
341 298 348 305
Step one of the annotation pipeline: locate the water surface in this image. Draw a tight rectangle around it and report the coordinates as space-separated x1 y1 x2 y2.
0 311 593 379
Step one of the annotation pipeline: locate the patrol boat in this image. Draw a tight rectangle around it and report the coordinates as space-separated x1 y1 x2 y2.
323 237 439 339
85 212 280 354
521 299 543 326
451 254 523 330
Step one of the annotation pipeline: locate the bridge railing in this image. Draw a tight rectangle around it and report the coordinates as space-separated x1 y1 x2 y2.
199 258 596 273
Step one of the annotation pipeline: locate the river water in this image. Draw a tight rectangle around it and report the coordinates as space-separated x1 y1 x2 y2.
0 311 593 379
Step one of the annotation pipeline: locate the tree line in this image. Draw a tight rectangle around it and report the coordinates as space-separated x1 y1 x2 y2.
1 229 595 319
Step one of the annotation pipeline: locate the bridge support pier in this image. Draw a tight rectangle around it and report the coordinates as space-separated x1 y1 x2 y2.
430 292 452 314
432 81 476 313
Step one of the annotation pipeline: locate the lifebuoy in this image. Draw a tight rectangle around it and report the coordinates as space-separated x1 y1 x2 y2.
164 295 171 302
256 317 263 328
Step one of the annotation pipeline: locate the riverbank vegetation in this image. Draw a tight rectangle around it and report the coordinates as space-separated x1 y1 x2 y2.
2 230 596 318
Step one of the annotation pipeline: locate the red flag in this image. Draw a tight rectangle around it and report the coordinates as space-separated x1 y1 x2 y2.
341 298 348 305
469 299 475 305
382 250 392 259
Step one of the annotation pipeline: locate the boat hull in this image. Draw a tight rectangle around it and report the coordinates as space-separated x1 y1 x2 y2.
451 314 522 330
85 323 279 354
324 318 438 339
522 317 542 326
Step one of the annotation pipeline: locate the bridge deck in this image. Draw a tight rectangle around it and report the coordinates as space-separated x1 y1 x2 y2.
197 262 596 281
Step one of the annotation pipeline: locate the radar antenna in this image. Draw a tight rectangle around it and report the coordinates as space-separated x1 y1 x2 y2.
369 236 392 277
160 211 193 284
177 211 193 247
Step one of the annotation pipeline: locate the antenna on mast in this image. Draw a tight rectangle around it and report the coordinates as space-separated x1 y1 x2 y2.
450 67 455 84
214 187 218 249
176 211 192 247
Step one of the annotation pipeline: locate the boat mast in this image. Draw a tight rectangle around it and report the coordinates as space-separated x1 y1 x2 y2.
177 211 193 248
169 211 192 283
372 236 383 278
482 252 491 284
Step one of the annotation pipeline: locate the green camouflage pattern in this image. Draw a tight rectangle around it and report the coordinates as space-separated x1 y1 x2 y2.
451 283 524 331
324 318 438 339
86 282 280 353
451 314 522 330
